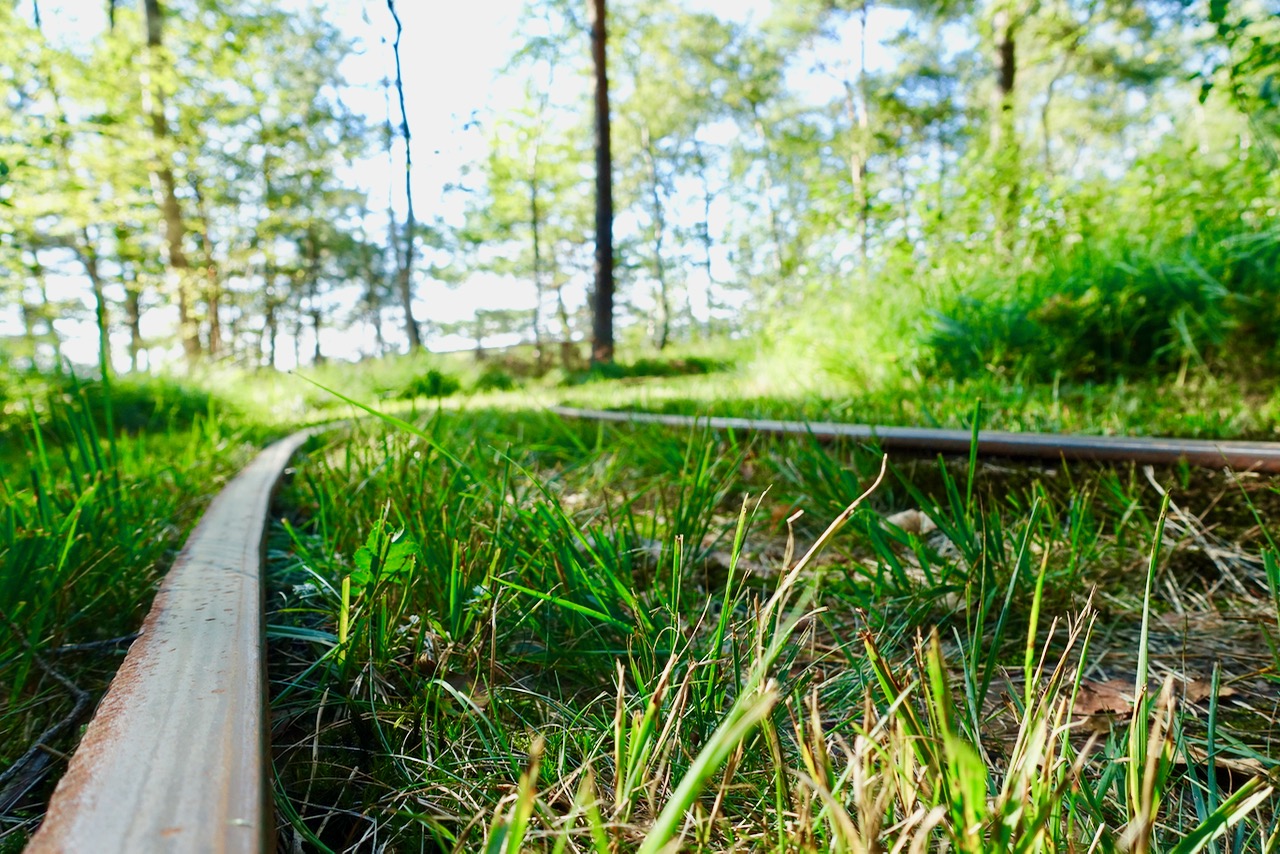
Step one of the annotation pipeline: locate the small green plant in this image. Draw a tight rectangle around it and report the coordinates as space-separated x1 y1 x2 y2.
399 369 461 399
473 366 518 392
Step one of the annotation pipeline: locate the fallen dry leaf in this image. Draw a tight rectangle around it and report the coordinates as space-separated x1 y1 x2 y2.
1073 678 1136 716
1184 678 1240 705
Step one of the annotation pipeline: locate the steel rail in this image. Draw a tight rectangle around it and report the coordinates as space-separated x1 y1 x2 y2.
550 406 1280 472
28 428 315 854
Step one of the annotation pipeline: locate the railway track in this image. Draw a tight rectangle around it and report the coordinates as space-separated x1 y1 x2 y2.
21 407 1280 851
551 406 1280 472
27 429 314 854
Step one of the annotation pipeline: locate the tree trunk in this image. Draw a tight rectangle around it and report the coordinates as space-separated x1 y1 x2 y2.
553 276 575 368
750 105 786 285
529 170 545 367
292 313 303 368
640 125 670 350
75 231 112 380
387 0 424 351
33 263 59 364
264 296 278 369
122 285 142 374
371 307 385 356
589 0 614 365
190 175 223 358
311 305 323 364
842 2 872 275
20 251 43 362
304 229 323 365
141 0 201 365
990 3 1020 258
693 140 716 335
20 300 37 360
365 260 387 358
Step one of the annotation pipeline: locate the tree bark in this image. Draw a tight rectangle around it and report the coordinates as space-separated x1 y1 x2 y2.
589 0 614 365
141 0 200 364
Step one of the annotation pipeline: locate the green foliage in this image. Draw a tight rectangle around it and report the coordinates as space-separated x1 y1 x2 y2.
561 354 731 385
1 368 219 440
925 222 1280 381
349 514 418 591
399 369 461 399
472 366 519 392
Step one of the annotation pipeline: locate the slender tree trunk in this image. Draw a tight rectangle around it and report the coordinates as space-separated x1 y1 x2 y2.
31 15 130 371
528 84 552 369
292 308 303 368
693 141 716 334
20 279 39 364
264 296 278 369
365 233 386 355
115 225 145 373
640 125 670 350
311 305 323 364
750 105 786 285
141 0 200 364
529 169 545 367
21 251 42 361
589 0 614 365
387 0 423 351
124 285 143 372
20 300 37 359
991 3 1020 258
189 175 222 358
304 230 323 365
842 2 872 275
372 311 385 355
225 303 241 365
32 262 59 364
75 231 112 379
551 276 574 368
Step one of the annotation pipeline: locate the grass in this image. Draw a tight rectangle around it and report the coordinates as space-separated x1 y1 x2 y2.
4 347 1280 850
264 398 1280 851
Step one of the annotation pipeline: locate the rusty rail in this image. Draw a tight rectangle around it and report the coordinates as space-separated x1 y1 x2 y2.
28 429 315 854
550 407 1280 472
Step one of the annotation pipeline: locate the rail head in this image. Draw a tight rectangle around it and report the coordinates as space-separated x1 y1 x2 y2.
27 429 315 854
549 406 1280 472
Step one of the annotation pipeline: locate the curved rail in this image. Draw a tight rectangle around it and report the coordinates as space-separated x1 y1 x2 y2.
551 406 1280 472
28 429 315 854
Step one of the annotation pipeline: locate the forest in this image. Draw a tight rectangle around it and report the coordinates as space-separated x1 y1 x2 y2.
0 0 1274 387
3 0 1280 851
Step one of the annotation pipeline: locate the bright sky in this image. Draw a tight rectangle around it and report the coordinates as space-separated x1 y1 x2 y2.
5 0 910 370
